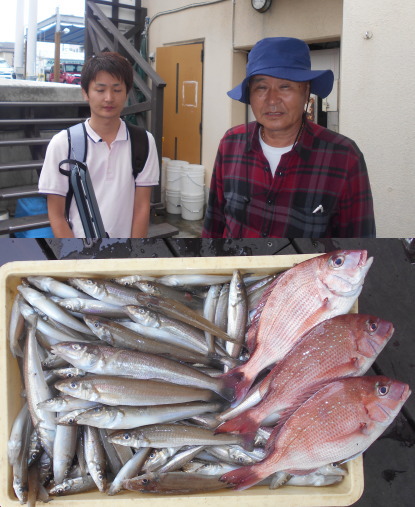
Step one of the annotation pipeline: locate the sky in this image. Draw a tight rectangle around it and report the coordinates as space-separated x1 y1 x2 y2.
1 0 85 43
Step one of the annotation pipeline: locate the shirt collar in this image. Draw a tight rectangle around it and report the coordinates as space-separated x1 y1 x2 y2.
84 118 128 143
249 119 314 162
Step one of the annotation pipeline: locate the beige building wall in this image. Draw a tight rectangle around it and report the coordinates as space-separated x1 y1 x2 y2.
143 0 415 236
340 0 415 237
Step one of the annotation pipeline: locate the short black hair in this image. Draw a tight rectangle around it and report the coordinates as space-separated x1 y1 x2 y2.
81 52 134 94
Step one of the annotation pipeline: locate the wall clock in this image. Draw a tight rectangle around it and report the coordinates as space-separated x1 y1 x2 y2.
251 0 272 13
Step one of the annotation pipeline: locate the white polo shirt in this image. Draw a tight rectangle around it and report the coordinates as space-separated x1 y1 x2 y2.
38 119 159 238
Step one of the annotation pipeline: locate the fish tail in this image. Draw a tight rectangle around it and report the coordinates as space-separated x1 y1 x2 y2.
221 367 254 404
215 415 258 449
220 465 262 491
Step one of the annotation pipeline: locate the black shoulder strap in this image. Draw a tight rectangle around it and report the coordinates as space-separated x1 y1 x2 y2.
126 122 149 179
59 122 88 223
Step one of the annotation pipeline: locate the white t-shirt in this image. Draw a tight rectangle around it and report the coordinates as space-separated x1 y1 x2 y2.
259 131 293 177
38 119 159 238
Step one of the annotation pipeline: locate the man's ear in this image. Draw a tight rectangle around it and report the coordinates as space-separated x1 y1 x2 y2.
81 89 89 102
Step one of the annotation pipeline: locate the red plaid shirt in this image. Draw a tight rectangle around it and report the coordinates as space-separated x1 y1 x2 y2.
202 120 376 238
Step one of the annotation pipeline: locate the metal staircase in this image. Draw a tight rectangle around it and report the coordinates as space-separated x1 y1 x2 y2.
0 0 170 238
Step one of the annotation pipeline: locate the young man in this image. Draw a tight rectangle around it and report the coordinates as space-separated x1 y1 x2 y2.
39 52 159 238
202 37 376 238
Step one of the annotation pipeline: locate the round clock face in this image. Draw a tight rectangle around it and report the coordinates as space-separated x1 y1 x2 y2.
251 0 272 13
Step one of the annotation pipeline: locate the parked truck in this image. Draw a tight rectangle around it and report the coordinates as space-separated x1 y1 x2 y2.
48 62 83 84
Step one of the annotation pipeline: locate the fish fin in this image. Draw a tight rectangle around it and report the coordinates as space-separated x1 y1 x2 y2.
219 367 249 404
219 374 241 402
246 321 259 352
215 417 258 451
215 413 259 437
220 465 262 491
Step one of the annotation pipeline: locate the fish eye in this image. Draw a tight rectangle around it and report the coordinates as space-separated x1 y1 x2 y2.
331 255 345 268
67 417 75 424
93 321 100 328
141 478 150 485
377 384 389 396
367 320 378 333
123 433 131 440
149 451 157 458
71 343 82 350
69 381 78 389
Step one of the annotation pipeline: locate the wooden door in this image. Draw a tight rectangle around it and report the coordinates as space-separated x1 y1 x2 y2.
156 43 203 164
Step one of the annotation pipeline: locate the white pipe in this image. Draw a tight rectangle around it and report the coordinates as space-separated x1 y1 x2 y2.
26 0 38 80
14 0 25 78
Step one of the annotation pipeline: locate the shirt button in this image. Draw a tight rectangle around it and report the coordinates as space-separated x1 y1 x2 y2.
266 198 273 205
262 231 268 237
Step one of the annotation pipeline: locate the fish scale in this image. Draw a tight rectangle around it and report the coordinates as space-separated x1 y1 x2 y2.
216 313 394 442
223 250 373 402
221 376 411 490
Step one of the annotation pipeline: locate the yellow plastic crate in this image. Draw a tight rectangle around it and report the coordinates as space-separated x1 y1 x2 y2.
0 255 363 506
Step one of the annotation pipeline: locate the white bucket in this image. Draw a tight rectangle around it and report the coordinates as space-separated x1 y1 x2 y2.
180 192 205 221
181 164 205 195
161 157 171 204
166 160 189 192
165 189 182 215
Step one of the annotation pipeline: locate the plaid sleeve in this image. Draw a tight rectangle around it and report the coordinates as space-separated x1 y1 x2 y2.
334 145 376 238
202 147 226 238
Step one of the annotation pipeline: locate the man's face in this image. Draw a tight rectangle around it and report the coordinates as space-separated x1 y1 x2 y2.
249 75 310 138
82 70 128 121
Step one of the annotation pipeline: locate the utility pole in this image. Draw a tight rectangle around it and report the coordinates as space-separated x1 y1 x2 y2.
53 7 61 83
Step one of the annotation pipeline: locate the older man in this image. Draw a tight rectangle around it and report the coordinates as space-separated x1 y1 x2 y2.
202 37 375 238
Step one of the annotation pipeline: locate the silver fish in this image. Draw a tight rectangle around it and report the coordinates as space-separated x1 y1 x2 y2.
12 411 32 503
157 445 206 473
54 375 220 406
8 293 25 357
84 315 227 368
49 475 97 495
73 401 224 430
142 448 180 472
38 395 97 412
51 342 235 400
226 270 248 359
214 283 230 332
58 297 127 318
125 305 214 354
157 274 233 287
122 471 229 494
203 284 223 353
108 423 245 449
8 403 29 466
27 275 88 299
23 316 56 457
53 412 78 484
107 448 151 495
84 425 107 492
18 285 92 335
133 279 204 310
68 278 141 306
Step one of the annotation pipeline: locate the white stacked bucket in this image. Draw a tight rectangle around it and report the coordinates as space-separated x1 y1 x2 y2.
165 160 188 214
161 157 170 207
180 164 205 221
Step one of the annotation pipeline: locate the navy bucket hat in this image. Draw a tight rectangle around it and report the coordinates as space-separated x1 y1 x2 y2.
228 37 334 104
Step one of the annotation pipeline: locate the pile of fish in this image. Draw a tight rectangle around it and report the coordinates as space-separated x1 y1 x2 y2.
7 250 411 502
